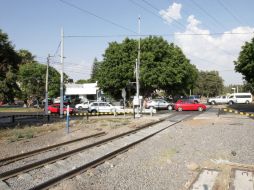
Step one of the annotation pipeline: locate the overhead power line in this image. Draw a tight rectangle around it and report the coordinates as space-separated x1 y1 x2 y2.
217 0 244 26
64 31 254 38
59 0 137 34
53 42 61 58
141 0 159 11
190 0 227 31
133 0 186 30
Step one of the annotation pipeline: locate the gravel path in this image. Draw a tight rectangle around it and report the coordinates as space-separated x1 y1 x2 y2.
51 109 254 190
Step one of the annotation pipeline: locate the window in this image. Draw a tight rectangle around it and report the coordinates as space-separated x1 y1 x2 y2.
235 95 251 98
92 103 98 106
99 103 106 107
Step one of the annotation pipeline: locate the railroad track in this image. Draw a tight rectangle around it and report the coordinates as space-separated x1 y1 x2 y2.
0 112 198 190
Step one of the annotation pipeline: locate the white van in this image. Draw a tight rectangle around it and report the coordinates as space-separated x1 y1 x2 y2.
228 93 253 105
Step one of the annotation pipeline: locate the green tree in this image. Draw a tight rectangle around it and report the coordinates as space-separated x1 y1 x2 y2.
194 70 224 97
18 62 61 99
0 29 21 102
223 84 244 94
97 36 198 99
234 37 254 93
90 57 102 82
18 49 35 65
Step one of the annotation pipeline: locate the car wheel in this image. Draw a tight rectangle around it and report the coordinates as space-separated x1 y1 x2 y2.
229 101 233 105
78 106 83 110
211 101 216 105
177 107 182 112
198 107 203 111
91 110 97 113
168 105 173 111
245 100 250 104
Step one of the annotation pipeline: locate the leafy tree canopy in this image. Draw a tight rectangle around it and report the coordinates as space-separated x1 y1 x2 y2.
97 36 198 99
90 57 102 83
194 70 224 97
18 62 61 99
75 79 92 84
18 49 36 65
234 37 254 93
0 29 21 102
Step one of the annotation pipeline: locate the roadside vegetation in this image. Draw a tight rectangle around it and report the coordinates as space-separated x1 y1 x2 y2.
0 28 253 106
0 107 42 112
0 117 133 142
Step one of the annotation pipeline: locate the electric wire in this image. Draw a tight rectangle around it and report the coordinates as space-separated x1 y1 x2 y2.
189 0 227 31
217 0 244 26
187 0 242 56
131 0 186 30
137 0 245 57
59 0 137 34
53 42 61 58
64 31 254 38
216 0 247 44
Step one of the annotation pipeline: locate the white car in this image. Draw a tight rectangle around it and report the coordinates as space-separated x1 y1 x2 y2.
145 99 173 110
207 95 229 105
228 93 252 104
75 102 89 110
88 102 119 113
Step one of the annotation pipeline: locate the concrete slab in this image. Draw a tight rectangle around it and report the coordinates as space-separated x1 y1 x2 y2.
233 169 254 190
190 169 219 190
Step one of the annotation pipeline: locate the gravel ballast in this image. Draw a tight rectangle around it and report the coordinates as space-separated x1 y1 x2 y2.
51 111 254 190
1 109 253 190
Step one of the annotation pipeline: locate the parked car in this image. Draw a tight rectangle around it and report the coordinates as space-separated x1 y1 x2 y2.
75 102 89 110
145 99 173 110
207 95 229 105
186 95 201 103
47 104 76 114
53 97 70 105
174 100 206 111
88 102 118 113
0 100 7 106
227 93 253 105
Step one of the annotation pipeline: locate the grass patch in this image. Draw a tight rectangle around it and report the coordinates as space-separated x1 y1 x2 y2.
0 123 64 142
0 117 133 142
6 128 35 142
0 107 43 113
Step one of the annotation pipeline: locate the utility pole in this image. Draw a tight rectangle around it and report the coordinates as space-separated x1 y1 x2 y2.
136 16 141 117
60 28 64 118
45 54 50 115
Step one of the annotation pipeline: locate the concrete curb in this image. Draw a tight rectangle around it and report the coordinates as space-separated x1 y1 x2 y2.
221 108 254 117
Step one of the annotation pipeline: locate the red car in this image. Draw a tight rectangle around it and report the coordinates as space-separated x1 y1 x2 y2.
174 100 206 111
47 104 76 114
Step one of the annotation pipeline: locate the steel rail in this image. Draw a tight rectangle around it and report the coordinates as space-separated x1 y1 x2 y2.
30 114 196 190
0 132 107 166
0 114 175 180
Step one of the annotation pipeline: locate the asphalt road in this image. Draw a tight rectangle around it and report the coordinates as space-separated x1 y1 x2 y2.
228 103 254 113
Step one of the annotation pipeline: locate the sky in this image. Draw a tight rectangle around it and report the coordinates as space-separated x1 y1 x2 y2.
1 0 254 85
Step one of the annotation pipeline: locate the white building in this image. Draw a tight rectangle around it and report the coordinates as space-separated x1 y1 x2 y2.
65 82 99 102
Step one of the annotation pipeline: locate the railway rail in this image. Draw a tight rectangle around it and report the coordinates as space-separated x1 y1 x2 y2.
0 132 107 166
0 112 199 190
